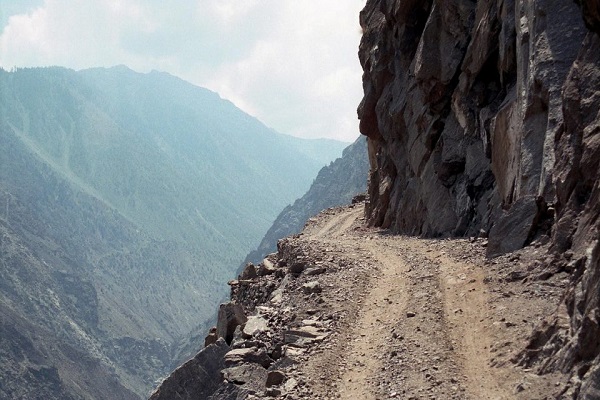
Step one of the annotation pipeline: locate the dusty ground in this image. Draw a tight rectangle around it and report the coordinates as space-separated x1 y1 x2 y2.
265 204 570 399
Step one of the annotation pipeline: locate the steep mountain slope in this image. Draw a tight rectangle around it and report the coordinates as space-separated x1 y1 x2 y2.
357 0 600 397
244 136 368 265
146 2 600 398
0 66 346 398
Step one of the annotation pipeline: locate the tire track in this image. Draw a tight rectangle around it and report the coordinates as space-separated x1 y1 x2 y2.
297 207 523 399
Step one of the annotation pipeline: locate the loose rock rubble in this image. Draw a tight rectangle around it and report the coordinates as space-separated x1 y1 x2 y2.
151 204 576 399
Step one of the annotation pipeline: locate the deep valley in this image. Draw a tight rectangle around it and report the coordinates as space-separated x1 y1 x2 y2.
0 66 349 398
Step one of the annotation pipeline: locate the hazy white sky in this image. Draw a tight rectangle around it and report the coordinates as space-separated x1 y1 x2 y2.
0 1 366 142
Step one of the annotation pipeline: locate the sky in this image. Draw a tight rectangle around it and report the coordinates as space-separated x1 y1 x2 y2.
0 1 366 142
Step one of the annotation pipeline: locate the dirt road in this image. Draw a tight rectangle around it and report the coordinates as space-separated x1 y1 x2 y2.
283 205 566 399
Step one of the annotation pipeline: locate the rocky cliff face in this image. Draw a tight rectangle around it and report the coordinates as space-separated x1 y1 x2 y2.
358 0 600 397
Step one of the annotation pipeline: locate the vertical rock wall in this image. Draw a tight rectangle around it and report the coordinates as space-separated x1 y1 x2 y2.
358 0 600 397
530 7 600 397
358 0 586 243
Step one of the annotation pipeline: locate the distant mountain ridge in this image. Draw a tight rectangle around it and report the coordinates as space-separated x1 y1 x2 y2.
0 65 347 398
244 136 369 266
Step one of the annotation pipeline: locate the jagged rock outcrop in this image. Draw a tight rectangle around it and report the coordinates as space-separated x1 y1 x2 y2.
519 11 600 399
149 339 229 400
359 0 587 242
358 0 600 397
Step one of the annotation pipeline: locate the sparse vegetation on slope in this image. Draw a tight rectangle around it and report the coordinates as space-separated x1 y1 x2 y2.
0 65 346 398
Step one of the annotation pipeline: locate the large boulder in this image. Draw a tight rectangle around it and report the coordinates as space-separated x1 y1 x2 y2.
149 339 229 400
242 315 269 338
223 347 272 368
487 196 541 257
216 302 247 345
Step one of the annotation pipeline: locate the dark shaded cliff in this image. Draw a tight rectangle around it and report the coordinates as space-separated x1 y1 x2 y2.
358 0 600 397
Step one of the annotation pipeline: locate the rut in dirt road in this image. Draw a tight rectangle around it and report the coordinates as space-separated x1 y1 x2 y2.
300 207 517 399
153 204 568 399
